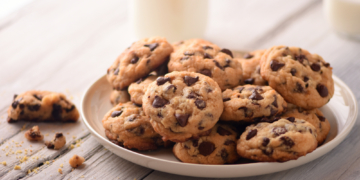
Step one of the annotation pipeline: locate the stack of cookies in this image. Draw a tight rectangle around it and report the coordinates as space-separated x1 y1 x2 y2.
102 37 334 164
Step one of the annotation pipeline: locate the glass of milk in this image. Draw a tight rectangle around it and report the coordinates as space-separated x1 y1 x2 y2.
128 0 208 43
323 0 360 40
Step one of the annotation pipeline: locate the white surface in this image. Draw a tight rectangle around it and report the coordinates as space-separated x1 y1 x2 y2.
0 0 33 19
81 74 358 178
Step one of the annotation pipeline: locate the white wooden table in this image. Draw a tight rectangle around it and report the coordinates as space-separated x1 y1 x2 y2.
1 0 360 179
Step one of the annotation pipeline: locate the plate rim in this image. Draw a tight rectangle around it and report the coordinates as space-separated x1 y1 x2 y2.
80 74 358 178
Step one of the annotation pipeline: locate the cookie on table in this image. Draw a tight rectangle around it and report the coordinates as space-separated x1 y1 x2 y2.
260 45 334 109
238 50 267 85
142 71 223 142
168 39 243 91
173 124 238 164
102 102 164 150
107 37 173 90
7 90 79 122
110 89 130 106
221 85 287 122
237 118 317 162
282 104 330 145
128 75 157 106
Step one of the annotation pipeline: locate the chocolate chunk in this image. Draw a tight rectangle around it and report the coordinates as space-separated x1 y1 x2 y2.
273 127 287 136
323 62 330 67
13 94 18 100
202 46 213 50
224 140 235 146
180 56 190 61
12 100 20 109
198 69 212 77
244 78 255 84
144 43 159 51
184 76 199 86
203 53 213 59
198 141 215 156
157 112 163 118
236 87 245 93
28 104 41 111
33 94 42 101
52 104 62 120
262 137 270 146
187 92 198 99
195 99 206 109
175 113 190 127
243 53 253 59
249 90 264 100
286 117 295 122
184 51 194 56
262 148 273 156
316 114 326 122
272 95 278 108
311 63 321 72
198 126 204 130
303 76 309 82
316 84 328 97
280 136 294 147
165 84 177 93
270 108 277 116
220 49 233 58
221 149 228 161
223 98 231 102
217 126 232 136
152 96 169 108
192 139 199 147
55 133 63 138
246 129 257 140
270 60 285 71
224 59 231 68
65 105 75 113
114 68 119 75
111 110 123 117
295 82 304 93
127 116 136 122
295 55 306 63
290 68 297 76
130 56 139 64
213 60 224 70
156 77 170 85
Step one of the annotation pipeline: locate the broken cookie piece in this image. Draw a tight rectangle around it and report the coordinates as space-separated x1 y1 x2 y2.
69 155 85 168
7 90 79 123
45 133 66 150
25 126 44 141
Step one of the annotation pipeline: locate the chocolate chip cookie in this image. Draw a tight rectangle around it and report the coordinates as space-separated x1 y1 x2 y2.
221 85 287 122
7 90 79 122
107 37 173 90
167 39 243 91
110 89 130 106
142 71 223 142
282 104 330 145
260 46 334 109
238 50 267 85
102 102 164 150
128 75 157 105
237 118 318 162
173 124 238 164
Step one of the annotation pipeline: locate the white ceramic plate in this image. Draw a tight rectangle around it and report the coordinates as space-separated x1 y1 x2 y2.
81 74 357 178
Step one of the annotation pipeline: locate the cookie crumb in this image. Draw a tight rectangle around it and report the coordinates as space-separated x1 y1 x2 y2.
1 161 6 166
45 133 66 150
58 168 63 174
21 124 27 131
20 156 28 163
69 144 75 149
14 165 21 170
60 163 63 168
27 169 31 174
25 126 44 141
44 161 50 165
69 155 85 168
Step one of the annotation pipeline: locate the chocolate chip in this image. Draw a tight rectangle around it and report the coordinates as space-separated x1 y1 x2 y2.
220 49 233 58
224 59 231 68
316 84 328 97
280 136 294 147
12 100 19 109
144 43 158 51
195 99 206 110
187 92 198 99
55 133 63 138
156 77 170 85
270 108 277 116
127 116 136 122
272 95 278 108
175 113 190 127
295 55 306 64
198 69 212 77
316 114 326 122
323 62 330 67
246 129 257 140
33 94 42 101
202 46 213 50
290 68 297 76
184 76 199 86
270 60 285 71
224 140 235 146
52 104 62 120
130 56 139 64
244 78 255 84
198 126 204 130
13 94 18 100
28 104 41 111
262 137 270 146
180 57 190 61
136 78 143 84
111 110 123 117
309 128 313 134
303 76 309 82
221 149 228 162
295 82 304 93
152 96 169 108
213 60 224 70
198 141 215 156
203 53 213 59
165 84 177 93
217 126 232 136
273 127 287 136
243 53 253 59
286 117 295 122
192 139 199 147
262 148 273 156
65 105 75 113
184 51 194 56
311 63 321 72
249 90 264 100
236 87 245 93
223 98 230 102
114 68 119 75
